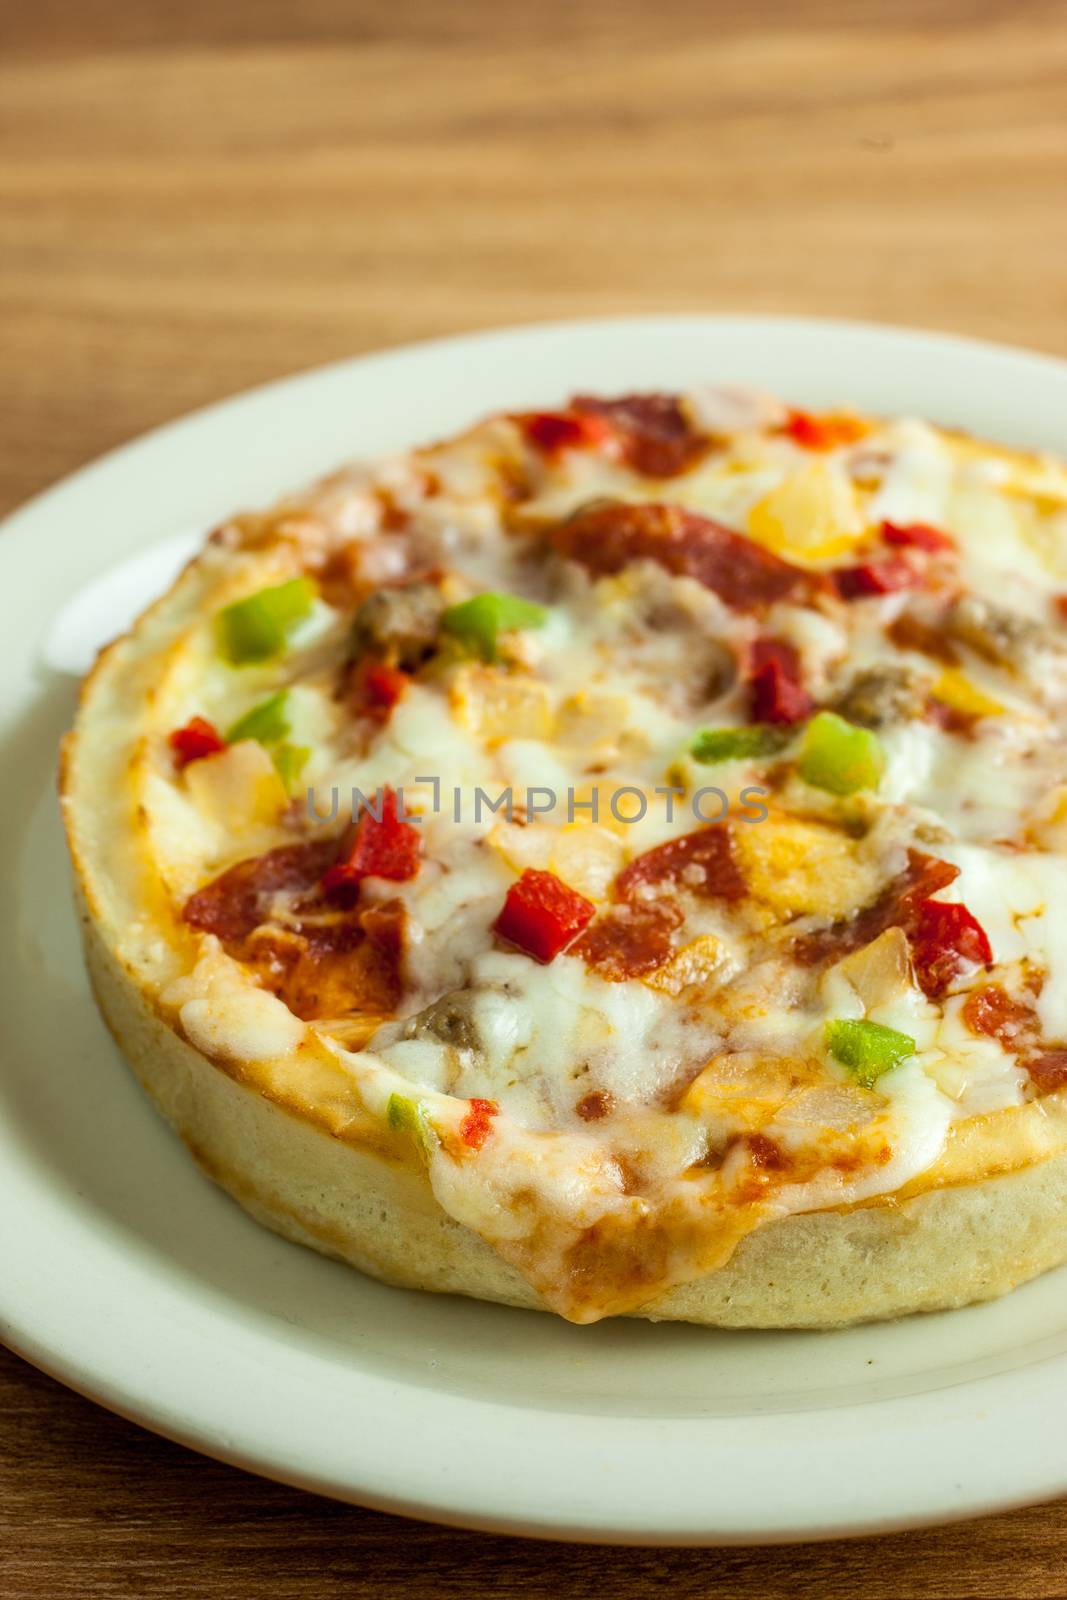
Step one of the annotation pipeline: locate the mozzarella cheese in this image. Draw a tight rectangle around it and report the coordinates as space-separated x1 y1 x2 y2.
103 388 1067 1320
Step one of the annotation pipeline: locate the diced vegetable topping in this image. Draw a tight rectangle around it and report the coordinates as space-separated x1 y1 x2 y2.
168 716 226 769
459 1097 499 1151
929 670 1003 720
783 410 867 451
748 638 814 725
519 410 612 455
825 1018 915 1087
910 900 993 998
690 724 789 764
748 462 863 562
182 739 288 825
796 711 885 795
358 660 409 717
271 742 310 793
494 868 595 963
795 849 959 967
441 592 549 662
217 577 316 664
321 786 421 906
881 520 956 553
832 557 916 600
225 690 291 746
386 1093 436 1153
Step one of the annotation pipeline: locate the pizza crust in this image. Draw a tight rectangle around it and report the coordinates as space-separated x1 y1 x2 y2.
73 866 1067 1330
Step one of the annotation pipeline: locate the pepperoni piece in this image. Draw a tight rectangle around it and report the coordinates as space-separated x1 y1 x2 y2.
1026 1051 1067 1095
575 901 684 981
747 637 814 724
570 393 708 478
184 839 340 944
357 897 407 965
183 841 406 1021
615 825 747 905
795 850 960 966
552 501 819 613
245 909 403 1022
961 984 1037 1048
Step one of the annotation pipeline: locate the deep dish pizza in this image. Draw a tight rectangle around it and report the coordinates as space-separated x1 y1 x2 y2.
61 386 1067 1326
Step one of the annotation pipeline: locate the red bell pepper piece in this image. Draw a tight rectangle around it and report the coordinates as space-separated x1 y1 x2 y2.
519 410 612 456
494 868 595 963
910 900 993 998
881 520 956 554
783 409 866 451
321 786 421 906
169 716 227 769
459 1097 499 1151
832 556 916 600
748 637 814 725
353 659 409 721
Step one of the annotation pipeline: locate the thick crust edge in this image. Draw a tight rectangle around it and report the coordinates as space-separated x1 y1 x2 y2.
79 881 1067 1329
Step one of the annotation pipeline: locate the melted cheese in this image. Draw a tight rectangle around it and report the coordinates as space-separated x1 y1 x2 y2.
128 387 1067 1321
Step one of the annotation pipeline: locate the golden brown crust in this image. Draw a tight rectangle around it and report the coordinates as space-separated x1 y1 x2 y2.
78 879 1067 1327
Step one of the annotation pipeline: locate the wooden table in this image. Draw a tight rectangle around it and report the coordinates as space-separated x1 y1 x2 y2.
2 2 1066 1592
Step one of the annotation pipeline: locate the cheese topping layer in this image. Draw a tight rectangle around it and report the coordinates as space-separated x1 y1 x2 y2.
118 391 1067 1321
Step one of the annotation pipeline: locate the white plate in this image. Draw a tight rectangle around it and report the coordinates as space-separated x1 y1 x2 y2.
4 316 1067 1545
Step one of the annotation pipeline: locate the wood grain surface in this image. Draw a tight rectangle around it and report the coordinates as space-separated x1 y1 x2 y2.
2 1 1067 1593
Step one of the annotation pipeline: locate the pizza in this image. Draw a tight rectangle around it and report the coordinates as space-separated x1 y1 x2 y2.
61 386 1067 1327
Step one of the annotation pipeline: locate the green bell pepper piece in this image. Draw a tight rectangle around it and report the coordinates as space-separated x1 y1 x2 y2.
217 577 316 664
690 724 790 764
825 1018 915 1088
796 711 885 795
441 591 548 662
225 690 291 746
386 1092 436 1155
271 742 311 793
